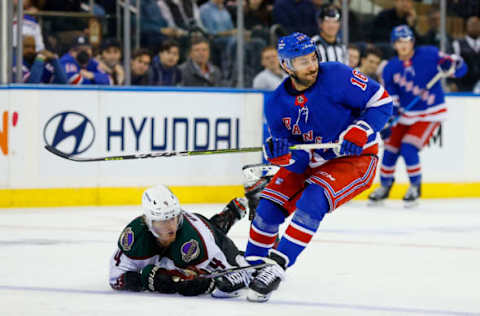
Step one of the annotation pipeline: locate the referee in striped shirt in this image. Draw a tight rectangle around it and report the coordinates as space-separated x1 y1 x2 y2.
312 4 347 64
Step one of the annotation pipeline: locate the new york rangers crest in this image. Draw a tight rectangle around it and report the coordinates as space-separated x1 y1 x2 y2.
403 59 415 77
295 94 308 107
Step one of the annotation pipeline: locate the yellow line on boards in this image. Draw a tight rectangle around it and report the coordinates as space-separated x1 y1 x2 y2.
0 183 479 208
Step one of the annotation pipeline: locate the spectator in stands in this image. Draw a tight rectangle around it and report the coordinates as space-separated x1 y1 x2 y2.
199 0 237 69
224 0 272 47
448 0 480 19
150 40 182 86
140 0 187 52
312 4 346 64
252 46 287 90
60 35 111 85
180 36 223 87
13 35 67 84
370 0 417 43
42 0 88 35
157 0 206 33
357 47 382 81
97 39 125 85
131 49 152 86
13 0 45 52
273 0 317 37
451 16 480 92
22 0 41 13
200 0 237 38
347 43 360 68
245 0 273 29
418 7 452 52
200 0 266 85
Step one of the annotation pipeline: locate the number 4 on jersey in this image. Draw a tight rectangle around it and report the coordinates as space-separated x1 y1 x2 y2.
350 69 368 91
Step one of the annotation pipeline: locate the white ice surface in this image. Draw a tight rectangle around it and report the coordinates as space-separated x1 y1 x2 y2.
1 199 480 316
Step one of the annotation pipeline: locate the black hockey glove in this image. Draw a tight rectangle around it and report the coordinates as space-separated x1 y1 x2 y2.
141 265 178 294
111 271 143 292
176 277 215 296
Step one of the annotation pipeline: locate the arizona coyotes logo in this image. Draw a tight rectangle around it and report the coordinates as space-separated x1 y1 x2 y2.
282 117 292 130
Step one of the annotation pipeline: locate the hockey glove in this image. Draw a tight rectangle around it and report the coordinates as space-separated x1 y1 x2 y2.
263 137 292 166
380 116 395 140
242 164 278 220
141 265 180 293
176 277 215 296
338 122 371 156
438 54 463 76
111 271 143 291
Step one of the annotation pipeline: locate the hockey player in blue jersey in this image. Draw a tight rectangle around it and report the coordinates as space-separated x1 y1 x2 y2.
212 33 393 302
368 25 467 207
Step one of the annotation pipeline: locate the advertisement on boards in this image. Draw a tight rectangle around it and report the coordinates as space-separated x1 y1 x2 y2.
37 89 264 188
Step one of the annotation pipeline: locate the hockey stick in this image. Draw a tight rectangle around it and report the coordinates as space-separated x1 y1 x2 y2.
199 262 272 279
388 64 456 127
44 143 340 162
199 256 278 279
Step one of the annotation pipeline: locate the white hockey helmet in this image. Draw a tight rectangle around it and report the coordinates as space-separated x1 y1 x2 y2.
142 185 183 237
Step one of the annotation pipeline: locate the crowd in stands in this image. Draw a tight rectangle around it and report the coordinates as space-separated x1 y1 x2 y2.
10 0 480 93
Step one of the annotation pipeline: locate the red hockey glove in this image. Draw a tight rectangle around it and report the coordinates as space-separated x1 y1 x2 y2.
263 137 293 166
338 122 371 156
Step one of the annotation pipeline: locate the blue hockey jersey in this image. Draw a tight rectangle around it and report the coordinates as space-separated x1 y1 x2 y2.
13 57 67 84
265 62 392 171
382 46 467 124
60 53 112 85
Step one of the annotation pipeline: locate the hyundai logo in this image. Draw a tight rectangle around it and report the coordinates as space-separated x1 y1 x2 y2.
43 111 95 155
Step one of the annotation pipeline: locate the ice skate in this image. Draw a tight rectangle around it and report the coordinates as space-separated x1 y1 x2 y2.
367 183 393 206
403 184 421 208
211 268 253 298
247 250 287 303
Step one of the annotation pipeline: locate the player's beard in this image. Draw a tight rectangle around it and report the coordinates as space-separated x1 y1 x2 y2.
292 69 318 89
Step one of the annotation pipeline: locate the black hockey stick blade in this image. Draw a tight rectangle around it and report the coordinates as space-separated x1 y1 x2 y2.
44 145 139 162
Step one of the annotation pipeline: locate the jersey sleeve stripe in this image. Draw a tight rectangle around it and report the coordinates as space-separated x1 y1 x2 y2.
69 73 83 85
366 86 393 108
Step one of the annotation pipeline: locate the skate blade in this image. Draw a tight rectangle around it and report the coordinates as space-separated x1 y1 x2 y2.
247 289 271 303
403 200 419 209
367 199 386 207
211 288 241 298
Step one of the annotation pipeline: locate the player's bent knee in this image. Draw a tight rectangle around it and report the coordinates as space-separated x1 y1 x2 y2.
296 184 329 221
254 199 287 226
400 142 420 156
